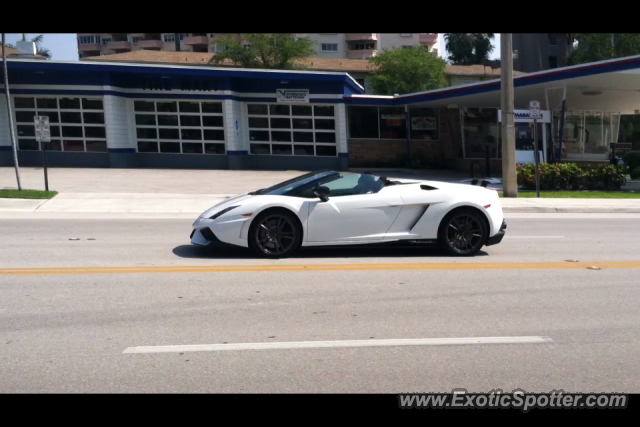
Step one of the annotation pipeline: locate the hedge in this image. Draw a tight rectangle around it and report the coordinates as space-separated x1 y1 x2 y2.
517 163 628 191
624 151 640 171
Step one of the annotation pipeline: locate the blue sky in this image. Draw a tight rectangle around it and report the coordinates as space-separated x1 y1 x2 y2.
4 33 501 62
4 33 79 60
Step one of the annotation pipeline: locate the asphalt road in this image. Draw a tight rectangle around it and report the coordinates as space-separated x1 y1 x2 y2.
1 215 639 393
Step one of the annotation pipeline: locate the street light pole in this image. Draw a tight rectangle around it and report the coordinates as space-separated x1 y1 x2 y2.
500 33 517 197
2 33 22 191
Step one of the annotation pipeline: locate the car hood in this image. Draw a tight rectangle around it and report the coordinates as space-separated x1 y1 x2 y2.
200 193 254 218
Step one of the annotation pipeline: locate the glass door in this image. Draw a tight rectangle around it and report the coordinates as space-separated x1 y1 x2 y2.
515 122 545 163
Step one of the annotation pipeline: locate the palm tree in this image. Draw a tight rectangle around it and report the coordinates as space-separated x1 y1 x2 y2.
20 33 51 59
444 33 495 65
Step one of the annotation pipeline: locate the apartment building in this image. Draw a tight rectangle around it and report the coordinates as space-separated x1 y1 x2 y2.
77 34 217 58
77 33 438 59
512 33 574 73
295 33 438 59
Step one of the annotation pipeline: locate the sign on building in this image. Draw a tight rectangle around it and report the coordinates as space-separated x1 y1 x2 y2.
276 89 310 103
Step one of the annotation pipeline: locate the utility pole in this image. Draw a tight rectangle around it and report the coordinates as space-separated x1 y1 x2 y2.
174 34 181 52
500 33 517 197
2 33 22 191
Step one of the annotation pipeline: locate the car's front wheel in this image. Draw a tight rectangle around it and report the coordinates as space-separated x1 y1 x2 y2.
249 209 302 258
438 208 488 256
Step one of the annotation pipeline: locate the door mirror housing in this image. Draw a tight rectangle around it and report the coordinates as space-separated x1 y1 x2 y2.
313 186 330 202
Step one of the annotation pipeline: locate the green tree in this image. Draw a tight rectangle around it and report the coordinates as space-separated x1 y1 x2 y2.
569 33 640 65
443 33 495 65
209 33 316 69
368 46 447 95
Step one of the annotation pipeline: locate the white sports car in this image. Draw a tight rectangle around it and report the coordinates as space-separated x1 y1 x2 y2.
191 171 506 258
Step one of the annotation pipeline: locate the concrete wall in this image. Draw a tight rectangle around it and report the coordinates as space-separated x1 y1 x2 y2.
377 34 419 50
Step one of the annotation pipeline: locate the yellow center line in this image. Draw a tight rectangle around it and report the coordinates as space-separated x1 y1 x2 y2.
0 261 639 275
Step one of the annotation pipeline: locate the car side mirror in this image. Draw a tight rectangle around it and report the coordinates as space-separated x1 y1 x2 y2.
313 186 330 202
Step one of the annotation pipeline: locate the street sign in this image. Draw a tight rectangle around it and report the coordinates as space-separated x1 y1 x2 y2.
529 101 541 197
529 100 541 120
34 116 51 143
34 116 51 191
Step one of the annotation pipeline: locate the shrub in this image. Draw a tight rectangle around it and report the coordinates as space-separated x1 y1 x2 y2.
631 166 640 181
624 151 640 170
516 163 628 191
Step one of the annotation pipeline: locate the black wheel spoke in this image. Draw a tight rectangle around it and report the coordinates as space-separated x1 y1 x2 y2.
254 214 298 256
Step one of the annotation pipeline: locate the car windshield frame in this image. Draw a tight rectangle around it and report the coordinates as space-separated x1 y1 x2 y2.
253 171 340 196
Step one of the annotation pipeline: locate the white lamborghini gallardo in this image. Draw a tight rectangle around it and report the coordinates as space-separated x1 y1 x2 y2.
191 171 506 258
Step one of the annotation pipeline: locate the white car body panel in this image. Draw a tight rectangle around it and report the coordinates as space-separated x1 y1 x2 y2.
191 174 504 250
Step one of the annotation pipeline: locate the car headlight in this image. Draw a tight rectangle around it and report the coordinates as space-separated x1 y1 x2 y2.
210 205 239 220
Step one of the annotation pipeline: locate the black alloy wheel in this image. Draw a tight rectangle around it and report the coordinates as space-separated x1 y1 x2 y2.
250 211 301 258
439 209 487 256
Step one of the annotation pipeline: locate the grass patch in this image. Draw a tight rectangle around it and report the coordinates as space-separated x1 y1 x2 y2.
499 191 640 199
0 189 58 199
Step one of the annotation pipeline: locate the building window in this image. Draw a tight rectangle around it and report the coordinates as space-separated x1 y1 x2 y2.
548 56 558 69
400 33 413 37
348 106 439 140
247 103 337 157
348 107 379 139
13 96 107 153
131 36 144 43
349 42 375 50
133 100 225 154
78 35 101 45
461 107 500 159
355 78 365 90
101 37 112 45
321 43 338 52
379 107 407 139
162 34 186 43
409 108 439 140
548 33 557 46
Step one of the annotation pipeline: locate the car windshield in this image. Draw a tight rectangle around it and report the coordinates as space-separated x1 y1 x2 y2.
254 171 339 196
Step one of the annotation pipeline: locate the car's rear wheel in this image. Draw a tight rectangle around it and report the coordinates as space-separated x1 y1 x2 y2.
249 209 302 258
438 208 487 256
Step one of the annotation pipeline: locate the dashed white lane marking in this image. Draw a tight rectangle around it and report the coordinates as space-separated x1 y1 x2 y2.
505 236 564 239
123 336 553 354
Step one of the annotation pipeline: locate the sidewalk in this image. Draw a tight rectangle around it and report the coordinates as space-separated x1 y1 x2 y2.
2 167 640 214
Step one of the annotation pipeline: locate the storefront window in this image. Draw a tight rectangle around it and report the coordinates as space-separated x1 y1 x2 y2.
409 107 439 140
554 110 621 160
462 108 499 159
348 106 439 141
247 103 336 157
379 107 406 140
348 106 378 139
583 111 606 158
13 96 107 152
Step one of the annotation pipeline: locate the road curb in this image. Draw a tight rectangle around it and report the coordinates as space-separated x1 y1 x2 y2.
503 207 640 213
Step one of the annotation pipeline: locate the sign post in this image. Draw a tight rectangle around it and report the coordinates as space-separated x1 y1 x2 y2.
34 116 50 191
529 101 541 198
